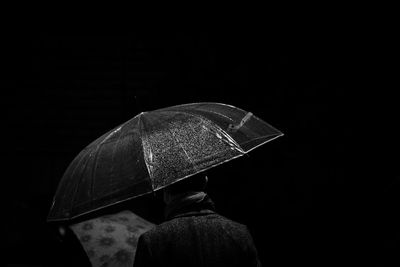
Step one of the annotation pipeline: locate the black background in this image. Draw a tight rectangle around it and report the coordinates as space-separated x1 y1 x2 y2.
3 21 398 267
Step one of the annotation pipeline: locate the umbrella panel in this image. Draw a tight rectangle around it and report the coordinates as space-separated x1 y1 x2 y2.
162 103 283 152
140 112 244 190
48 121 153 221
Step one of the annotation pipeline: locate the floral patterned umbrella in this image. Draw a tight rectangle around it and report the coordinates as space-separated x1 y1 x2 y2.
70 210 155 267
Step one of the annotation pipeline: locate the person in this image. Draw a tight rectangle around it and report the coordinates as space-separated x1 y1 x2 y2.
133 173 262 267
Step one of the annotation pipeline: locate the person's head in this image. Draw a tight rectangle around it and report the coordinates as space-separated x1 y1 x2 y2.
162 173 208 204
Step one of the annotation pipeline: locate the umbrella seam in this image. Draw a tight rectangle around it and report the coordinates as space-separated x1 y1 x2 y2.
241 134 284 153
138 112 155 192
108 123 127 196
248 115 285 135
239 134 283 145
89 142 105 213
50 147 91 219
69 149 96 218
64 116 154 213
159 107 234 122
157 102 248 115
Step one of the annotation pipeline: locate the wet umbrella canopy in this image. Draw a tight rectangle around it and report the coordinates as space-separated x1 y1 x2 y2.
48 102 283 221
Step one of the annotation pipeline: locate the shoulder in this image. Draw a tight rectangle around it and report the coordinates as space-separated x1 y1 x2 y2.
140 212 250 240
138 218 180 241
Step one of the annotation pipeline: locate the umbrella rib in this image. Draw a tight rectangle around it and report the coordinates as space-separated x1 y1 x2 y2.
70 141 105 212
165 106 234 122
69 148 96 216
88 143 104 209
138 113 155 191
54 147 91 218
194 108 233 122
107 119 135 195
108 127 124 197
240 133 284 153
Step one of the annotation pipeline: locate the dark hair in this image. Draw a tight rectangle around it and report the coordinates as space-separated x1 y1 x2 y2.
166 173 208 196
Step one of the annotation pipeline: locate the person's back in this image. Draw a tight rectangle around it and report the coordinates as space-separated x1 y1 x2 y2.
134 208 260 267
133 174 261 267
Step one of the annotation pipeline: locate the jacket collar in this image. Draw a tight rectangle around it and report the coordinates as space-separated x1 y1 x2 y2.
165 194 216 221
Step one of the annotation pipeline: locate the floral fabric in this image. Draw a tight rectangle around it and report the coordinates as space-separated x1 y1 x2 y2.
70 210 155 267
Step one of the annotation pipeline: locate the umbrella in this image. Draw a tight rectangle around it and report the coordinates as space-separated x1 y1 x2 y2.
48 102 283 221
70 210 154 267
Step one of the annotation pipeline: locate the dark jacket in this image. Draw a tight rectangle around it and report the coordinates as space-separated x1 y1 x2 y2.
133 196 261 267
